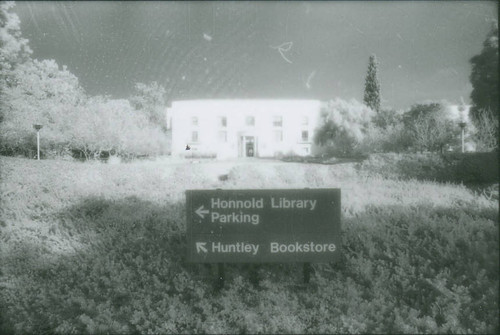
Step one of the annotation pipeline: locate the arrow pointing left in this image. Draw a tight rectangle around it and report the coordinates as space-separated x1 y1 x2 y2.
196 242 208 253
195 205 210 219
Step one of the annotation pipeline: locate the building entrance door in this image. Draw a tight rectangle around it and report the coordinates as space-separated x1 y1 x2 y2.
245 136 255 157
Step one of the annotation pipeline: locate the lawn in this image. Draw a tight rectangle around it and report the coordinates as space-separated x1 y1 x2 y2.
0 155 498 334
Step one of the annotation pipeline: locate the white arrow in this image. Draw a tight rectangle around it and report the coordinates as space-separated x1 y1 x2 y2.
195 205 209 219
196 242 208 253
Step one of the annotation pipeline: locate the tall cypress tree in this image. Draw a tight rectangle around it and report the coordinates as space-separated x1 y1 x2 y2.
363 54 381 113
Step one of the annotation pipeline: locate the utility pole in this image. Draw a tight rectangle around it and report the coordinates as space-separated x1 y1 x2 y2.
33 124 43 160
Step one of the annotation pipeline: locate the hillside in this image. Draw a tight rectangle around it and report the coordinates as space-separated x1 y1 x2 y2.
0 156 498 333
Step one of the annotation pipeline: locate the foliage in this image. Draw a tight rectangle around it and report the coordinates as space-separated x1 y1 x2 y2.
68 97 169 159
0 59 87 157
129 82 167 132
469 22 499 125
0 58 170 159
359 122 409 154
0 157 498 334
359 108 408 154
363 54 381 113
360 152 499 184
0 1 32 121
371 108 402 129
0 1 32 83
472 108 499 152
314 98 375 156
402 102 460 152
0 5 170 160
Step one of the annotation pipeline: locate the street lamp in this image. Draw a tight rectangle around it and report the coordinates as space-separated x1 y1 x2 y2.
458 102 466 153
459 121 466 153
33 124 43 160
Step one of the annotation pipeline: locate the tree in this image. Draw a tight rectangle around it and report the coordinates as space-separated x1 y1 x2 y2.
402 102 459 153
363 54 381 113
469 22 498 124
69 97 169 159
0 59 87 156
372 108 402 129
314 98 375 156
472 108 498 151
0 1 33 121
129 82 167 132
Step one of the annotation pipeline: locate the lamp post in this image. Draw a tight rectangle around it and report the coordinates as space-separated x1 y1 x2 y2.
458 102 466 153
459 122 466 153
33 124 43 160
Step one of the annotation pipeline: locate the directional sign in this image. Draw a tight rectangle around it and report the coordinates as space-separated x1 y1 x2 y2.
196 242 208 253
186 189 341 263
195 205 209 219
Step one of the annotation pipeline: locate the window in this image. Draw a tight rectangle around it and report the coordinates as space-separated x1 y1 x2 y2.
302 116 309 126
218 131 227 143
191 131 198 142
246 116 255 126
302 130 309 142
273 115 283 127
274 130 283 142
219 116 227 127
191 116 198 126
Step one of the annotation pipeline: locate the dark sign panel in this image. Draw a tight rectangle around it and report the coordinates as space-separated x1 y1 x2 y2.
186 189 341 263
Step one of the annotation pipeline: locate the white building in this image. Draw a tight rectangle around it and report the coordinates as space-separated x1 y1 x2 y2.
167 99 324 159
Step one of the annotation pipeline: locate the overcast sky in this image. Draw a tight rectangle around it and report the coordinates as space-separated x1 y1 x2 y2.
14 1 498 110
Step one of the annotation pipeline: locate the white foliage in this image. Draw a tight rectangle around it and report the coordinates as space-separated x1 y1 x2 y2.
321 98 375 142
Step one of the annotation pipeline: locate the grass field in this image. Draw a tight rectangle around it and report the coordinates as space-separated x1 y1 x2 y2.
0 155 498 334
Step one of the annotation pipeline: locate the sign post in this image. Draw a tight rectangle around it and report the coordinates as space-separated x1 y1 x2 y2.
303 263 312 284
217 263 225 290
186 188 341 285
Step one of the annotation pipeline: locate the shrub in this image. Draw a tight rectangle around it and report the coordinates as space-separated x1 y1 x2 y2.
371 108 403 129
0 157 497 334
359 123 409 153
314 98 375 156
360 152 499 184
472 108 498 151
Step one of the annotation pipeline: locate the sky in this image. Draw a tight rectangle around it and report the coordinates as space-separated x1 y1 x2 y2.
13 1 498 110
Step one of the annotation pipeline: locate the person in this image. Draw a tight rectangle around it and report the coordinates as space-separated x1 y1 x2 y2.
185 144 191 150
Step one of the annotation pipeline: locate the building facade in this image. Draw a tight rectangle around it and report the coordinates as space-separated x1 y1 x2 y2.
168 99 323 159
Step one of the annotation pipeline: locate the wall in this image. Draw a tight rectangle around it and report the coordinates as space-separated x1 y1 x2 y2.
169 100 323 159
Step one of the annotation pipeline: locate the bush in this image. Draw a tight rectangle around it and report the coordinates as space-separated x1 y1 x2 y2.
359 123 409 154
0 157 497 334
314 98 375 156
360 152 499 184
371 108 402 129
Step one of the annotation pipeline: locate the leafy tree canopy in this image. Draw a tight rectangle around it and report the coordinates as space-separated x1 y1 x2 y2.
469 22 498 124
0 58 88 154
314 98 374 156
0 1 32 82
402 102 460 152
129 82 167 131
372 108 403 129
